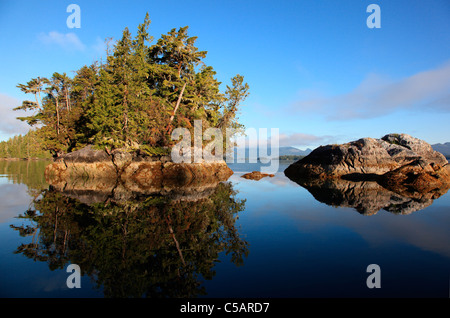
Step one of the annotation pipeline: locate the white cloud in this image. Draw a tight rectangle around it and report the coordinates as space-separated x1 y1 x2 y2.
235 130 334 149
91 36 105 56
0 93 30 138
292 61 450 120
38 31 86 52
278 132 333 147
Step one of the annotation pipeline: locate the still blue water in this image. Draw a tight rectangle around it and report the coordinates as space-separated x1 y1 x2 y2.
0 160 449 298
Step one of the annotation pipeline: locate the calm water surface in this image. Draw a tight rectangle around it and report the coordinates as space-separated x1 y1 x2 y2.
0 160 449 298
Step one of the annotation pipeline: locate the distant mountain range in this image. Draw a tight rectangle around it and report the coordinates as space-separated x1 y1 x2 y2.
432 142 450 159
231 143 450 160
231 146 312 160
283 144 450 159
276 146 313 156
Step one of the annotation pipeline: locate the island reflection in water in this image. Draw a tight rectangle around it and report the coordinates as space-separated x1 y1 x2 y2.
10 170 248 298
3 160 450 297
285 175 449 216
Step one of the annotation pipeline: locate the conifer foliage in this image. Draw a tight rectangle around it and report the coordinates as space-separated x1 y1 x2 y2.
14 13 249 157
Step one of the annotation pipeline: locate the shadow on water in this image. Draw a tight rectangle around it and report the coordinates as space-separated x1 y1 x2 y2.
8 161 248 298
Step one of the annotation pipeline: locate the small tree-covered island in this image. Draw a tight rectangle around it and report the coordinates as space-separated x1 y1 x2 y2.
14 14 248 185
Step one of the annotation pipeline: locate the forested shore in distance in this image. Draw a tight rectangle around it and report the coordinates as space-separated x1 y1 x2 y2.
0 130 52 159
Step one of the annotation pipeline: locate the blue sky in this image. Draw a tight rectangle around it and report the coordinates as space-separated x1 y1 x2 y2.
0 0 449 148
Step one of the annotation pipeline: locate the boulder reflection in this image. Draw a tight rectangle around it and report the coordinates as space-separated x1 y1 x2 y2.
11 179 248 298
286 176 448 215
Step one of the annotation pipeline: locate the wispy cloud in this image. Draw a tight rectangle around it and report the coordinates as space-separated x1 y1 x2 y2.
38 31 86 52
292 61 450 120
92 36 107 56
238 130 334 149
0 93 30 137
278 132 333 147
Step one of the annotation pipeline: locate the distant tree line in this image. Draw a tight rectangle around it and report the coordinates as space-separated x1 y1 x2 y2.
277 155 305 161
0 130 51 159
13 13 249 158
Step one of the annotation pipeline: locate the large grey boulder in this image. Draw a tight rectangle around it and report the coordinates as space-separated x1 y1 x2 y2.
380 133 448 166
284 137 397 179
284 133 450 197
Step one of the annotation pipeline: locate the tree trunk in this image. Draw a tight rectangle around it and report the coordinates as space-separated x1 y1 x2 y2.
168 81 187 125
123 84 129 143
26 136 30 159
55 99 60 135
65 89 70 112
35 93 40 110
166 216 186 267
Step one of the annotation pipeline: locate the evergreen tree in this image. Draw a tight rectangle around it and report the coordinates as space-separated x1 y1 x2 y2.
0 130 52 159
12 13 249 157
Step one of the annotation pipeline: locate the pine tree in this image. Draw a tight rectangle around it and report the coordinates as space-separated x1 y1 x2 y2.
12 13 249 157
148 26 207 133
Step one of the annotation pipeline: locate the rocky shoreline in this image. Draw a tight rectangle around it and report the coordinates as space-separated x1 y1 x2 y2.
44 145 233 199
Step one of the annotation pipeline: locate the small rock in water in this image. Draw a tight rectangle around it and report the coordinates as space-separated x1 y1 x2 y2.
241 171 275 180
